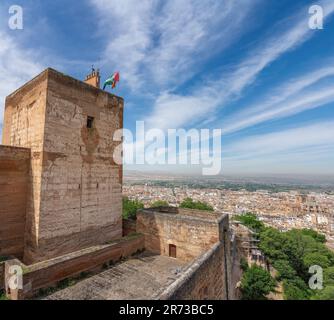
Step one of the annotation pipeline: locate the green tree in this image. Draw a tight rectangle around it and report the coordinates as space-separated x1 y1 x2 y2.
272 260 297 281
324 266 334 286
122 197 144 220
259 227 288 262
312 286 334 300
283 277 311 300
235 213 265 234
180 198 214 211
150 200 169 208
234 214 334 300
241 265 276 300
300 229 326 243
303 252 331 269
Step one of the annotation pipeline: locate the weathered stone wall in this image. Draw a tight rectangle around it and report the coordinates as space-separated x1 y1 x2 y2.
2 68 124 264
137 208 226 262
4 234 144 300
158 242 229 300
0 146 30 259
0 262 4 290
229 233 243 300
123 219 137 236
2 73 48 263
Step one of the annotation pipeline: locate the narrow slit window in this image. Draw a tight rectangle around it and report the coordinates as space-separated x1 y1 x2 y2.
87 116 94 129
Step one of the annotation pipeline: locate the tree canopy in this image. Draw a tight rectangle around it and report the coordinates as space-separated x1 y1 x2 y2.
150 200 169 208
122 197 144 220
235 213 334 300
234 213 266 234
241 264 276 300
180 198 214 211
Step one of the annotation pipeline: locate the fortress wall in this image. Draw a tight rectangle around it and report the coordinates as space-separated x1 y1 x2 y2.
0 262 5 290
158 242 228 300
137 209 221 262
4 234 144 300
14 69 123 264
0 146 30 259
123 219 136 236
2 72 48 264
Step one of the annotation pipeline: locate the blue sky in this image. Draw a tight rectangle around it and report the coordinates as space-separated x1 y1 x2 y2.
0 0 334 176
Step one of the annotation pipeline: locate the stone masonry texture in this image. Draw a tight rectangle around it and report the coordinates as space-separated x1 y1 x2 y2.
1 68 124 264
0 146 30 259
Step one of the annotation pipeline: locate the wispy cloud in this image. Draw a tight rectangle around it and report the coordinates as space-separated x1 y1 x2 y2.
145 0 334 130
90 0 259 92
225 120 334 157
222 80 334 134
223 120 334 174
228 64 334 120
0 30 43 136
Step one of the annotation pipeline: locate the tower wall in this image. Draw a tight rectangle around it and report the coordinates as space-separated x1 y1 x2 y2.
2 69 124 264
3 72 48 262
0 146 30 259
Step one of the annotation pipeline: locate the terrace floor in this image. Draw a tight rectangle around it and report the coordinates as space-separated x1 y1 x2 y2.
43 252 185 300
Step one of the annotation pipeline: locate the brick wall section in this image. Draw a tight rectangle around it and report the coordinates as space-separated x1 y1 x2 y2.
158 242 228 300
137 207 227 262
0 146 30 259
4 234 144 300
2 68 124 264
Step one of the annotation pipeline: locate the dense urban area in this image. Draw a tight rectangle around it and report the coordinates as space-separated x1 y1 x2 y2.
123 174 334 247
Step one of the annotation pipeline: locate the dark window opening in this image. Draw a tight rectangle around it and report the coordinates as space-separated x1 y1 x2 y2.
169 244 177 258
87 116 94 129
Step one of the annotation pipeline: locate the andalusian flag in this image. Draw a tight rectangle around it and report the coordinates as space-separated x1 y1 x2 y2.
103 72 120 90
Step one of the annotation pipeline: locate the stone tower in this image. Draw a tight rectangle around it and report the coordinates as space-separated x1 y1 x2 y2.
2 68 124 264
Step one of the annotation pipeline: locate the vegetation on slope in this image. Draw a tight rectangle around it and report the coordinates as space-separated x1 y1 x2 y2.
235 213 334 300
122 197 144 220
180 198 214 211
150 200 169 208
122 196 213 220
240 264 276 300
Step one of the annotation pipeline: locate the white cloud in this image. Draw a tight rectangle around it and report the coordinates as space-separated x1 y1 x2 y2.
221 82 334 135
228 65 334 121
0 30 43 138
90 0 259 91
222 120 334 174
90 0 156 91
145 91 219 129
224 120 334 157
144 0 334 130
